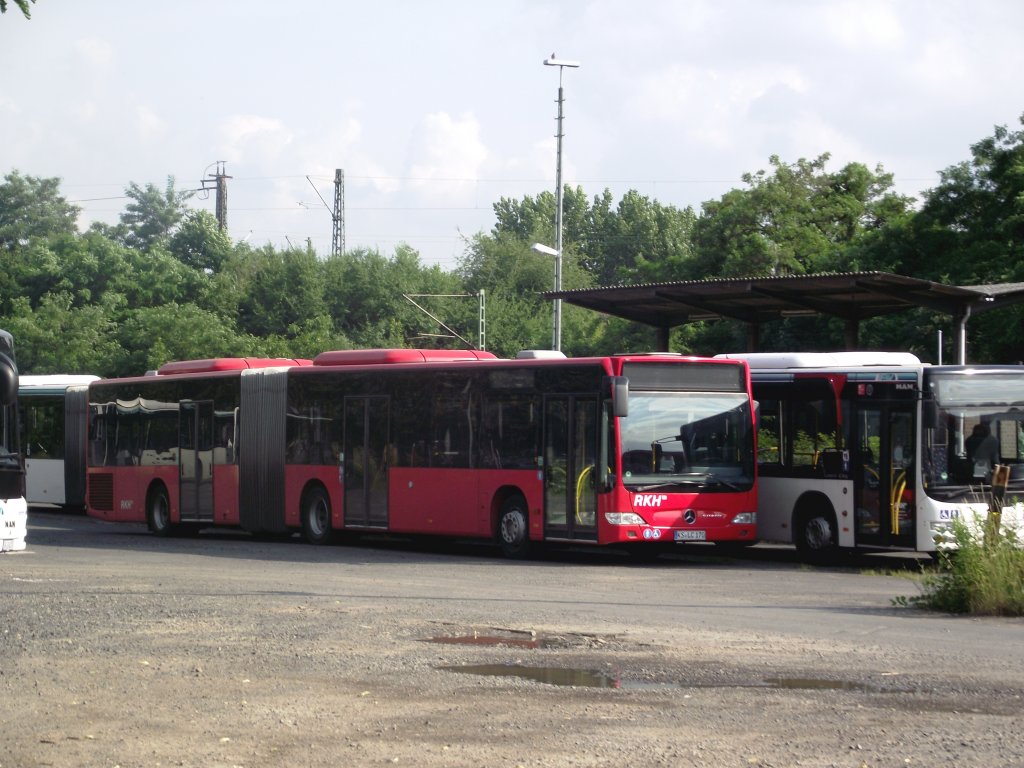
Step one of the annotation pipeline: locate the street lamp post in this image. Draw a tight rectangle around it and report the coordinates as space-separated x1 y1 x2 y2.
543 54 580 352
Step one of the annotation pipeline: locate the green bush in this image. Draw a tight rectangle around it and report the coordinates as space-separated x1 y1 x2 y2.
901 520 1024 615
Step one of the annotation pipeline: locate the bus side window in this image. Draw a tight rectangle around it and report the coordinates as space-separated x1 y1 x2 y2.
789 383 838 468
480 396 538 470
757 398 782 466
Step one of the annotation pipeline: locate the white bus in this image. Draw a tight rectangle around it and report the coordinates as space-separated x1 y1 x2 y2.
18 375 97 510
0 330 26 551
717 352 1024 561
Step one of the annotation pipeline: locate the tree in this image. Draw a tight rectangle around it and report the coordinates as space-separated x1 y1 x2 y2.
0 0 35 18
842 115 1024 362
116 303 255 376
690 154 912 279
169 210 232 273
114 177 193 251
0 171 80 253
591 190 697 285
261 314 353 360
457 233 553 354
910 115 1024 362
1 293 123 375
472 186 708 354
907 115 1024 286
236 244 326 338
117 245 209 308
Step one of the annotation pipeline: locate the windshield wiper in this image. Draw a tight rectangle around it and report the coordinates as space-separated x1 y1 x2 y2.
632 480 704 492
703 474 741 490
631 474 745 492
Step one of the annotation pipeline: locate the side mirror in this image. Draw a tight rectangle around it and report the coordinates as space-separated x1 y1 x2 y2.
922 399 940 430
0 352 17 406
609 376 628 418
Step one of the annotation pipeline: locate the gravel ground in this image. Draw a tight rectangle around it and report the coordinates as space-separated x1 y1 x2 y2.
2 513 1023 768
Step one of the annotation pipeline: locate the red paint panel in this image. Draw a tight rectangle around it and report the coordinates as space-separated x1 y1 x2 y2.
212 464 240 524
388 468 482 536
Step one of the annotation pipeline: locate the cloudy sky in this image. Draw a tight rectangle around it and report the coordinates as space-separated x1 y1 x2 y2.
2 1 1022 270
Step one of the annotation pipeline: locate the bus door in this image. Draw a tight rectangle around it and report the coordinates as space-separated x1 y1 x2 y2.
543 396 598 542
849 390 916 548
179 400 214 522
343 396 389 528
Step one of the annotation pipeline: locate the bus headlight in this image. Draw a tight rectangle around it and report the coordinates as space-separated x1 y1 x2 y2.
731 512 756 525
605 512 647 526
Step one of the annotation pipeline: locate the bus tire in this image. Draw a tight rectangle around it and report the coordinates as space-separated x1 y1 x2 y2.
146 484 173 537
794 505 837 564
496 495 532 559
301 485 334 545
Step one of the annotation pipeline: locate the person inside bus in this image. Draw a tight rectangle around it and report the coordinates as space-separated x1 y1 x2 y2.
966 421 999 480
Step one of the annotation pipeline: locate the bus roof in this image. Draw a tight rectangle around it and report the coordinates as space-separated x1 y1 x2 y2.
19 374 100 390
156 358 313 375
313 349 498 366
714 351 922 369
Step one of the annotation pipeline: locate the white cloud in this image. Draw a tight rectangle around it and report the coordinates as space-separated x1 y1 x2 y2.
816 1 904 49
910 37 973 93
71 101 98 122
73 38 115 69
135 106 165 142
296 118 365 180
218 115 294 163
635 64 809 151
0 96 19 117
353 159 403 196
3 0 1021 266
407 112 489 198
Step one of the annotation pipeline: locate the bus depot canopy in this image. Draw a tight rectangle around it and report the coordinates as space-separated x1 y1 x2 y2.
545 272 1024 363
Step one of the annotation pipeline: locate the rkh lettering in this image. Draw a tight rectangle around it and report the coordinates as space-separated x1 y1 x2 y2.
634 494 669 507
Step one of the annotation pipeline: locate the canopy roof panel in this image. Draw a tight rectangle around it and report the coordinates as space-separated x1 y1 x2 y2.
546 272 1024 328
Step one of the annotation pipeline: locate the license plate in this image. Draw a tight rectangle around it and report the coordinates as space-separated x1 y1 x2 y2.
674 530 706 541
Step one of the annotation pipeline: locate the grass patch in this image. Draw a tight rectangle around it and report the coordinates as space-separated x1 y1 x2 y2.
896 520 1024 615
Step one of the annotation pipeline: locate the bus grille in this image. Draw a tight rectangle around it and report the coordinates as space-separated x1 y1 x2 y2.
89 474 114 512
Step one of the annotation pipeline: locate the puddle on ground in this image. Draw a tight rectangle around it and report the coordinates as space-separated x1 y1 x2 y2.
423 630 609 649
424 634 544 649
765 677 874 692
440 664 887 693
440 664 624 688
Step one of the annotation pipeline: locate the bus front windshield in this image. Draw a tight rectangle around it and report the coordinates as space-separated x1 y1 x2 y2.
925 372 1024 498
619 392 755 492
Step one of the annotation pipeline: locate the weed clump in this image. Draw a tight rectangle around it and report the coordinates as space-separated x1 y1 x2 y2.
899 520 1024 615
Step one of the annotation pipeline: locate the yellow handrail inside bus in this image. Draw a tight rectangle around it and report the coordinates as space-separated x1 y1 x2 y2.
890 469 907 535
576 465 595 525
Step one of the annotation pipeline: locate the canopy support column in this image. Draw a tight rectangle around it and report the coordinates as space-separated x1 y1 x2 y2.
956 306 971 364
844 318 859 350
746 322 759 352
656 325 671 352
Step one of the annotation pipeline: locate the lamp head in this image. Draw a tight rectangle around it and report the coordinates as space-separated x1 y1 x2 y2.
543 57 580 68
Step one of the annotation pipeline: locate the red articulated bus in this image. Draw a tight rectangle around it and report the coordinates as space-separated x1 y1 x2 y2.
86 349 757 557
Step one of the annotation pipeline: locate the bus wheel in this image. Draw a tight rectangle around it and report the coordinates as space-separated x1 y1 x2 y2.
301 486 333 545
794 508 837 564
146 485 173 537
496 495 532 558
